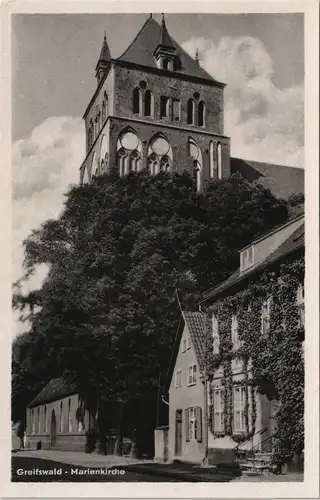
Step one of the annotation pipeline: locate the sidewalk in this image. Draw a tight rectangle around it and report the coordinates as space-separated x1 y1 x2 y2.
12 449 153 469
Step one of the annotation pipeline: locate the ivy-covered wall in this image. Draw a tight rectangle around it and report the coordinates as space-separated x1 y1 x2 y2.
203 256 304 463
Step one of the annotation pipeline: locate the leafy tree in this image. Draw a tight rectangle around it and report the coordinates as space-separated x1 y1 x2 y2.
13 170 288 455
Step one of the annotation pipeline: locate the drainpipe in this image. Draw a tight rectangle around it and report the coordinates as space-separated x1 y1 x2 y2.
200 371 209 466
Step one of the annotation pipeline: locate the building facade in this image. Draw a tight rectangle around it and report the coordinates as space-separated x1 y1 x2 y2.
167 313 207 463
25 378 91 452
80 15 230 190
165 215 304 466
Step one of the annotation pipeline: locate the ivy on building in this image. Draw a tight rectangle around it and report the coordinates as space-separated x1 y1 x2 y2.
205 259 304 462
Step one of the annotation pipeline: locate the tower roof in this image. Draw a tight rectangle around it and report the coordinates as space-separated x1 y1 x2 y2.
98 32 111 64
158 13 175 50
117 16 223 85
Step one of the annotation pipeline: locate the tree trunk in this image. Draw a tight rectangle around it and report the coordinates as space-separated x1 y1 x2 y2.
113 403 124 456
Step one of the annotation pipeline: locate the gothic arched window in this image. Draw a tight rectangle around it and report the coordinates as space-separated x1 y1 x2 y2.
91 152 98 178
130 150 141 172
117 129 142 176
148 153 158 176
148 135 173 175
133 87 142 115
117 148 128 177
88 120 94 148
187 99 195 125
144 90 154 117
102 101 106 123
99 134 109 175
217 142 222 179
160 155 172 172
188 138 203 192
198 100 205 127
209 141 217 179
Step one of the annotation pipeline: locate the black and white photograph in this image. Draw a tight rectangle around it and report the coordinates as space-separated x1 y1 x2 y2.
1 1 319 497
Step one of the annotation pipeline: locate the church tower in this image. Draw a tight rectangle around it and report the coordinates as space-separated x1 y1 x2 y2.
80 14 231 190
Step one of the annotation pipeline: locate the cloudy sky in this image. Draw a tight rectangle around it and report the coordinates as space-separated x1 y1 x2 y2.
12 13 304 335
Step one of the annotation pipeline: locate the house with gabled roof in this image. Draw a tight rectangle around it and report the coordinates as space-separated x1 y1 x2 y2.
163 213 304 469
164 311 209 463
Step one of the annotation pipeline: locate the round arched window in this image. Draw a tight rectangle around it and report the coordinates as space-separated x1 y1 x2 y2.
117 129 142 176
147 135 172 175
120 131 140 151
151 137 170 156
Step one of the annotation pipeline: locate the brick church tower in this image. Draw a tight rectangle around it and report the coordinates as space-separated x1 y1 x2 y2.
80 14 231 190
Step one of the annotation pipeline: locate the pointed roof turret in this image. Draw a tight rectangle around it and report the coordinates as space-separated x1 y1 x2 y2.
195 49 199 64
95 31 111 84
98 31 111 64
158 13 175 51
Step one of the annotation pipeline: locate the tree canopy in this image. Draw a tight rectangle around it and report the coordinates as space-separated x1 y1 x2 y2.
13 170 289 452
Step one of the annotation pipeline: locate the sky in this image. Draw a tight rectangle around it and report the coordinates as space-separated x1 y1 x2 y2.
12 13 304 336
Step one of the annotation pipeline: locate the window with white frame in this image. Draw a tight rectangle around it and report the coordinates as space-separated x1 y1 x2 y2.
188 407 197 440
233 386 246 433
182 338 187 352
37 407 40 433
296 283 305 327
187 336 191 349
240 246 254 271
261 297 272 335
185 406 202 442
187 364 197 385
212 314 219 354
175 369 182 388
231 314 241 350
213 388 224 432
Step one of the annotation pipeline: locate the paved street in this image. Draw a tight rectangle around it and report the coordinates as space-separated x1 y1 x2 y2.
11 456 181 482
12 452 303 483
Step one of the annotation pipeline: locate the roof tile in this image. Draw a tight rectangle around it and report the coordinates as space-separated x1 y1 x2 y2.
117 16 222 84
28 377 77 408
183 311 210 371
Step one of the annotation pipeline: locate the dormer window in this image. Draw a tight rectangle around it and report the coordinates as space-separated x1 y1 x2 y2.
240 245 254 271
154 15 180 73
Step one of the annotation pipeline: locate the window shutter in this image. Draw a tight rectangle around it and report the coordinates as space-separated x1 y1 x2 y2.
185 408 190 442
196 406 202 442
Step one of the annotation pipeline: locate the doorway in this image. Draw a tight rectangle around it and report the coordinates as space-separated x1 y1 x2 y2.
175 409 182 456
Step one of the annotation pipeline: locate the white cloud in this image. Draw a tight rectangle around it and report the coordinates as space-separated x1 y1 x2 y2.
12 116 85 336
183 35 304 167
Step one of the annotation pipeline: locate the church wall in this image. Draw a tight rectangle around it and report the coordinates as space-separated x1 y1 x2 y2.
108 116 230 182
84 67 114 155
26 393 88 452
113 64 224 135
